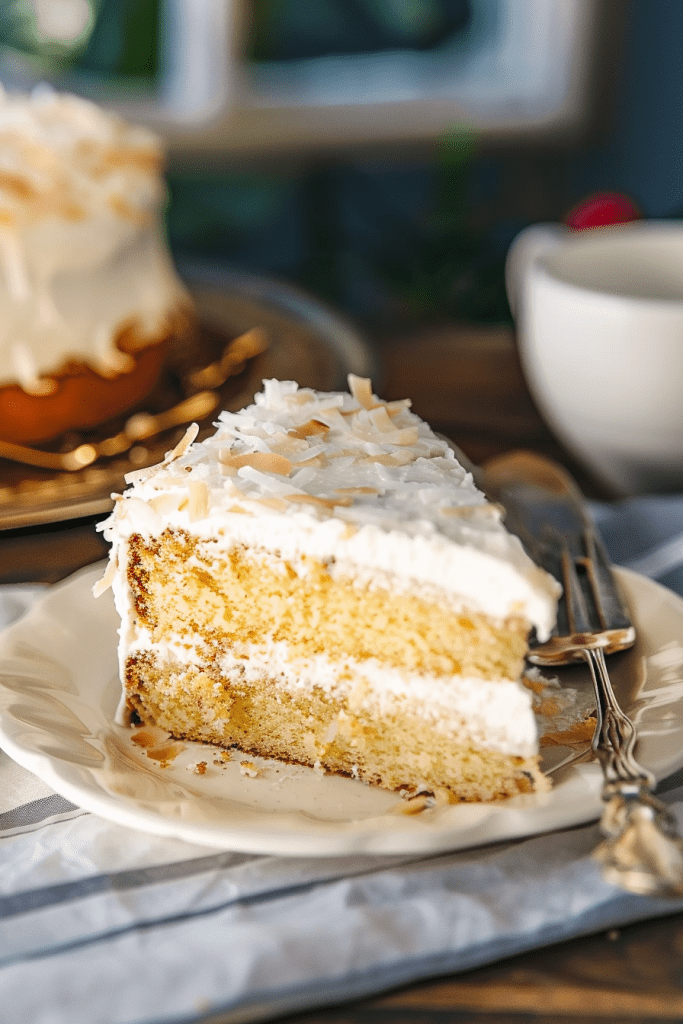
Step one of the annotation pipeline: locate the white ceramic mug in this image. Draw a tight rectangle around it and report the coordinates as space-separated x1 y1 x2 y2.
506 220 683 495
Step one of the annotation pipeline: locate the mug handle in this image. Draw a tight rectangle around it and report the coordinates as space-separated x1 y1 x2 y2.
505 223 567 319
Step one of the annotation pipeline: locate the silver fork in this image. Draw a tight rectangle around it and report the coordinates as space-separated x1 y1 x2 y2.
484 451 683 898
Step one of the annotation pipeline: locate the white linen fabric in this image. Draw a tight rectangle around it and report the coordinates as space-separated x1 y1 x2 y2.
3 496 683 1024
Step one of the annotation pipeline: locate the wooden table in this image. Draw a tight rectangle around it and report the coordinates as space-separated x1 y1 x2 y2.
1 323 680 1024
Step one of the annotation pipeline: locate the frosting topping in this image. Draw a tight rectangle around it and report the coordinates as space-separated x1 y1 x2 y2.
101 377 560 639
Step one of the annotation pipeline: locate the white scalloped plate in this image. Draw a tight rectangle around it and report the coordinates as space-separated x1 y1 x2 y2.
1 563 683 856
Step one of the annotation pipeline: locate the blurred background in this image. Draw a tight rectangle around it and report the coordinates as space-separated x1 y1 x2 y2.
3 0 676 331
1 0 681 489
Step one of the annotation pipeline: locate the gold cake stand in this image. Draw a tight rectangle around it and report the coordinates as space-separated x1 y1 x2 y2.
0 266 377 530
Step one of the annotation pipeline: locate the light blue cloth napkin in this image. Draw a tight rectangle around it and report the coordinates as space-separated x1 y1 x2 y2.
2 497 683 1024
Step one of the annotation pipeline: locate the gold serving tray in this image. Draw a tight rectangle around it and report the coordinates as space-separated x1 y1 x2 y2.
0 266 377 530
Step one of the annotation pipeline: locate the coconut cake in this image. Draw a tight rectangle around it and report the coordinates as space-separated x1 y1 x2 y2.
96 376 560 802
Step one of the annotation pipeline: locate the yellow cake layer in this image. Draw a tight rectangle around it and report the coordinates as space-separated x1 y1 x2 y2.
125 652 546 802
127 530 529 682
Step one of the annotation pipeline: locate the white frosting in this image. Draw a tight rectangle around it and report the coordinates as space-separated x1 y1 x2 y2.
0 85 188 389
102 377 560 638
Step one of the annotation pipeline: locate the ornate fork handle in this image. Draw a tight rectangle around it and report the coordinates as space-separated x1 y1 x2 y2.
584 647 652 788
578 647 683 895
577 615 683 896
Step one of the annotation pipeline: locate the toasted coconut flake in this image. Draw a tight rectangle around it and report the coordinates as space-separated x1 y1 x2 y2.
145 742 185 764
385 398 412 416
440 503 503 519
328 448 362 460
368 406 396 433
288 494 354 509
237 466 305 496
123 424 200 486
92 553 118 597
315 408 347 430
380 426 419 446
168 423 200 462
432 786 456 806
541 717 597 749
124 464 158 486
188 479 209 522
220 451 292 476
390 794 431 815
289 419 330 439
272 436 310 454
227 503 252 514
107 193 152 225
149 493 184 515
335 486 381 495
360 450 416 467
389 449 416 465
348 374 375 410
254 497 290 512
289 390 317 406
289 444 326 462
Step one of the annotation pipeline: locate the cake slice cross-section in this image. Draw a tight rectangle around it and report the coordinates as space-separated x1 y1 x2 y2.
98 376 560 802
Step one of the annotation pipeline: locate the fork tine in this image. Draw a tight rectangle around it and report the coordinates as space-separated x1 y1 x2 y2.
559 543 594 636
582 528 633 634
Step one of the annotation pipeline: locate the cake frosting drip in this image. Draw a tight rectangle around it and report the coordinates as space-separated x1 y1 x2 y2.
0 84 188 389
101 376 560 639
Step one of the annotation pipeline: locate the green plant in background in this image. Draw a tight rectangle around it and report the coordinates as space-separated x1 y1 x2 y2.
166 171 300 260
363 129 512 324
78 0 159 79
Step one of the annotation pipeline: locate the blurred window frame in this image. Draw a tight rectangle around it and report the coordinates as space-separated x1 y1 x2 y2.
0 0 622 162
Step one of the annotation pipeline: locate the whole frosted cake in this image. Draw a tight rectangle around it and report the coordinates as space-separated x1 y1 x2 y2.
97 376 560 802
0 85 192 444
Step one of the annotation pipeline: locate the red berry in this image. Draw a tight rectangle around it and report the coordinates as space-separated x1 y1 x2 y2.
566 192 641 231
